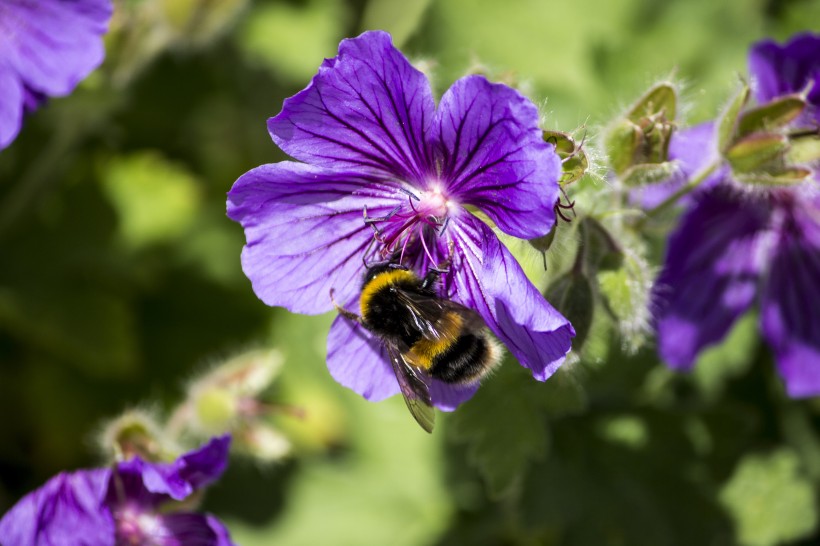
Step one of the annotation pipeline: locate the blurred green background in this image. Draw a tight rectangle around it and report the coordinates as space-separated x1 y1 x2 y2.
1 0 819 544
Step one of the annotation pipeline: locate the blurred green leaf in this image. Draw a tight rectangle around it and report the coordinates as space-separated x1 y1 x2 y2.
448 363 550 497
237 0 346 82
99 151 201 249
0 287 138 378
361 0 433 47
720 449 818 546
692 312 758 399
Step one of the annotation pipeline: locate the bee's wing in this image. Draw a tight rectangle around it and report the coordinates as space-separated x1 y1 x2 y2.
395 289 485 341
386 342 435 433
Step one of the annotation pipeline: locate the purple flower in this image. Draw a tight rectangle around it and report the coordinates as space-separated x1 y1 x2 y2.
227 31 573 409
749 32 820 126
653 33 820 397
0 0 113 150
0 436 235 546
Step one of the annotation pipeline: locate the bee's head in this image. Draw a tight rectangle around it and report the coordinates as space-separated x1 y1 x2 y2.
362 261 408 289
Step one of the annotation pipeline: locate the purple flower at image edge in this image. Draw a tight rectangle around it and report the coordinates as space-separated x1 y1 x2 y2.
0 0 113 150
652 32 820 397
227 31 574 410
0 436 236 546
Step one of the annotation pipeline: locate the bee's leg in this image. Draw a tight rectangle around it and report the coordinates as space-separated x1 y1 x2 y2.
420 241 455 291
330 288 362 322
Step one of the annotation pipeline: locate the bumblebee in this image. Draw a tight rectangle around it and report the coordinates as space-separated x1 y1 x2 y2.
334 262 501 433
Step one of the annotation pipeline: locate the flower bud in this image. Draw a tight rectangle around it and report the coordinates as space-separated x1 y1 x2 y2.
98 409 172 463
543 130 589 186
235 422 291 461
605 82 677 183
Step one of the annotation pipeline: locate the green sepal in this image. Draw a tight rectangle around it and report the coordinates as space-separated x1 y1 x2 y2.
717 83 750 152
737 95 806 138
726 133 787 173
605 120 642 175
528 220 557 253
627 82 677 123
735 168 811 186
583 218 624 272
543 130 577 155
621 161 679 188
543 130 589 185
545 272 594 350
786 133 820 164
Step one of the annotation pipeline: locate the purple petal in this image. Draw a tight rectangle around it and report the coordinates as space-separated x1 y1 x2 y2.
268 30 434 182
429 380 479 411
151 513 235 546
446 213 574 380
760 203 820 397
135 435 231 501
227 162 401 314
432 75 560 238
326 312 401 402
0 64 24 149
749 33 820 124
653 185 774 369
207 514 238 546
0 0 111 96
0 468 114 546
326 305 479 410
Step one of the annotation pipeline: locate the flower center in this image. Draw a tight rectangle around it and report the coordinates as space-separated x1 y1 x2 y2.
114 505 165 546
417 185 451 218
364 184 455 266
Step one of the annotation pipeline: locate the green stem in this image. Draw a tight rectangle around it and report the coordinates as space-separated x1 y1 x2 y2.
639 160 721 226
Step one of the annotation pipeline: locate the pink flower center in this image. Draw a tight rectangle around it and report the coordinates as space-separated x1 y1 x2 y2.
365 185 455 266
114 505 165 546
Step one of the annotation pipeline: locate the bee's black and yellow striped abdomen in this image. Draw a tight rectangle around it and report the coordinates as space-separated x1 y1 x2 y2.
359 264 500 386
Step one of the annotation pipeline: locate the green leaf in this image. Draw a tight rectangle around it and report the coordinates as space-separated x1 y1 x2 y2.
717 83 750 152
448 363 550 497
720 449 818 546
692 312 758 400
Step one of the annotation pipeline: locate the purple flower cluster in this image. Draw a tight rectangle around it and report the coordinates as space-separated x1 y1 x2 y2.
0 436 235 546
0 0 112 150
228 31 574 409
653 33 820 397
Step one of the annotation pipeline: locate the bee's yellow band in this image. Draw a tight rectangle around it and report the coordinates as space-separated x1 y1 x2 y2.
360 269 418 316
407 311 463 370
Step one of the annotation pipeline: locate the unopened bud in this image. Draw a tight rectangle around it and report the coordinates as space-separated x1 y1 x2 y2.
235 422 291 462
98 409 171 463
605 82 677 177
543 130 589 186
